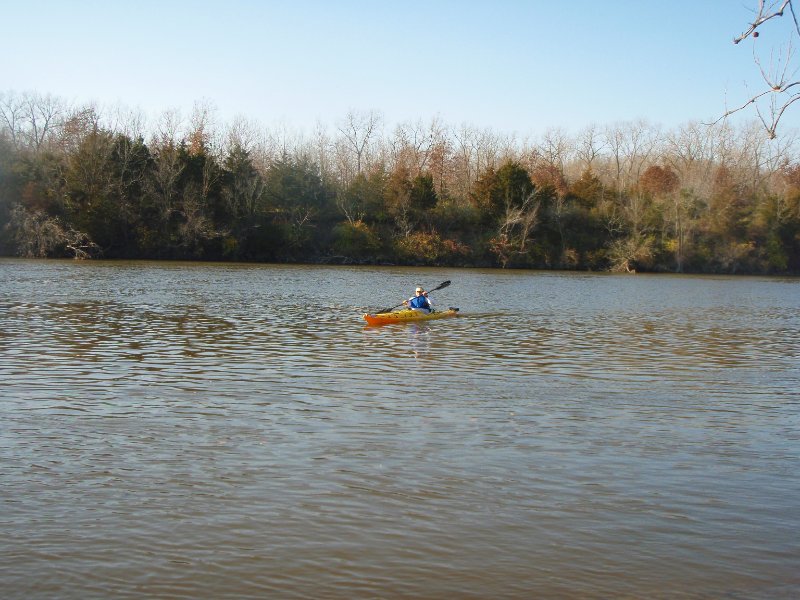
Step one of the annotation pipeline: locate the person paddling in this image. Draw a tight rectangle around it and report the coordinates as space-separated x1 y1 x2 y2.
403 286 432 314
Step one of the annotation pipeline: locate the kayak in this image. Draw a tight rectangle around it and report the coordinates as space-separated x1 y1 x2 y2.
363 308 460 326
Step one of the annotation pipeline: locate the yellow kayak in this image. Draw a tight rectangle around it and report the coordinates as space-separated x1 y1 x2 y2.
363 308 460 326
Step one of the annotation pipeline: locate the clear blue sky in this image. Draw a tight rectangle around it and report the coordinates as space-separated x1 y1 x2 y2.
1 0 797 135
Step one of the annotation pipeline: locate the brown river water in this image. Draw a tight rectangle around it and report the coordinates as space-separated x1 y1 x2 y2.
1 259 799 599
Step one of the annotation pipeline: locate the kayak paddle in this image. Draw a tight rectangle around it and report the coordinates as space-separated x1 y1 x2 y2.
374 280 451 314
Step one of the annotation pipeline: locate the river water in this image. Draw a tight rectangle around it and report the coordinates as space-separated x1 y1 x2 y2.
1 259 798 599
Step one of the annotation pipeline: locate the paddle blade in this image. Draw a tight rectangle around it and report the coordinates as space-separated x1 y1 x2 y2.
375 303 403 314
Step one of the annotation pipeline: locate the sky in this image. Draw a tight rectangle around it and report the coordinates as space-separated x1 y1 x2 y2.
2 0 799 137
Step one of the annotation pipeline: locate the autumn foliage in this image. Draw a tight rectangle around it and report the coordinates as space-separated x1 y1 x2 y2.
1 91 799 273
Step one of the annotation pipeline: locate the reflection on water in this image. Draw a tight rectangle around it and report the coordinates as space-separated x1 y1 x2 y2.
1 260 799 599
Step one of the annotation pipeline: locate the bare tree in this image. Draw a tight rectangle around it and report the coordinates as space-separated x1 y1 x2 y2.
428 135 454 201
8 205 99 259
310 120 333 182
0 91 25 149
388 117 444 176
720 1 800 137
22 92 66 152
607 234 655 273
451 124 478 199
8 206 67 257
663 121 719 199
474 127 506 175
540 127 571 175
187 100 223 206
489 189 541 268
337 109 382 178
0 91 66 152
574 124 606 174
603 120 661 197
225 115 262 158
449 124 508 200
148 109 185 226
187 100 216 155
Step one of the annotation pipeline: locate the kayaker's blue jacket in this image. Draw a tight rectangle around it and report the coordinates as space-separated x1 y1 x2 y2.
408 295 431 310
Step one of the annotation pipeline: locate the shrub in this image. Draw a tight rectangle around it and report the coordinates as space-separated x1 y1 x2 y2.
332 220 381 260
394 231 470 266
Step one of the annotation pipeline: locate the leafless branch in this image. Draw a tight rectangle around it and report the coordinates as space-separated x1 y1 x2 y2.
734 0 796 43
717 1 800 137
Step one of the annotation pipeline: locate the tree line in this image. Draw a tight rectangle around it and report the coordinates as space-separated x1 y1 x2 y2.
1 90 799 273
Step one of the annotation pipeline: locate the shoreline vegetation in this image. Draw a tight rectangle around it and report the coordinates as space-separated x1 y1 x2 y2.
1 91 799 274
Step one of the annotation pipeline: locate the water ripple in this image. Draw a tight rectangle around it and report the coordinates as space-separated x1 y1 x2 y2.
1 261 799 599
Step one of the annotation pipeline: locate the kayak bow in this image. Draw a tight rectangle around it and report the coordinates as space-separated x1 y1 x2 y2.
363 308 460 326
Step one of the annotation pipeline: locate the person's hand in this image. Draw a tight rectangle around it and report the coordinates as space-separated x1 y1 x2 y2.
402 300 408 306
